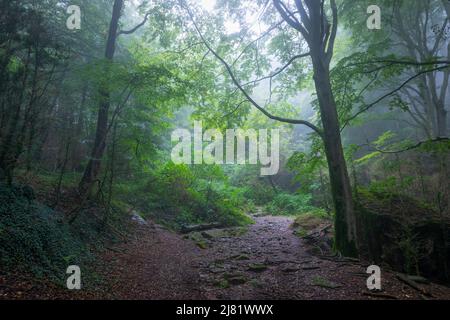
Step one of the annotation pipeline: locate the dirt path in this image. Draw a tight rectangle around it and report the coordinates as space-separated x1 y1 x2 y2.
100 214 450 300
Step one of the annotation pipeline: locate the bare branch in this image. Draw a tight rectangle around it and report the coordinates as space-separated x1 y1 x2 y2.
295 0 311 29
326 0 338 61
273 0 308 37
241 52 310 87
232 20 285 67
341 65 449 130
221 100 249 119
117 13 150 36
345 59 450 69
363 137 449 154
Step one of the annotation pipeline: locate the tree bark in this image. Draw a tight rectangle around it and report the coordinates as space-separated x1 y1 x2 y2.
312 54 358 256
270 0 358 256
436 104 448 138
79 0 123 196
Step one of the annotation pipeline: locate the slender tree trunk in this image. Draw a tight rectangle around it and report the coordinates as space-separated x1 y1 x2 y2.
72 85 88 171
79 0 123 196
54 139 71 207
104 122 118 225
0 48 31 184
436 103 448 138
318 167 331 214
267 176 278 193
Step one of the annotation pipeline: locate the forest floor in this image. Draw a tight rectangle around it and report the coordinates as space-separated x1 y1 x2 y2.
2 212 450 300
94 213 450 300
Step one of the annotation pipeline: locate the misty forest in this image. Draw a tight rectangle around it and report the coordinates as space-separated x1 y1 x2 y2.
0 0 449 300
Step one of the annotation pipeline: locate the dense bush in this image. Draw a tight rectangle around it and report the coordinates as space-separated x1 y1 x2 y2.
241 184 276 206
120 163 253 230
265 192 325 216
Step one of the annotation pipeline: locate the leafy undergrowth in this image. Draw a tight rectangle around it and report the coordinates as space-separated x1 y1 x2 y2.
0 183 122 289
115 163 254 231
265 192 327 217
357 187 444 222
0 164 255 296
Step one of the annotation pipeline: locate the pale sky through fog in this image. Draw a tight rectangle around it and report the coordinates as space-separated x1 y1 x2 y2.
199 0 216 12
199 0 242 34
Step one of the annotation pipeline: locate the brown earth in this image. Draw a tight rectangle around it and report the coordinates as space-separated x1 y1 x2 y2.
96 214 450 300
2 213 450 300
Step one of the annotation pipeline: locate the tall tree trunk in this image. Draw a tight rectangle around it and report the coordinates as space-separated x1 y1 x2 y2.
271 0 358 256
79 0 123 196
312 55 358 256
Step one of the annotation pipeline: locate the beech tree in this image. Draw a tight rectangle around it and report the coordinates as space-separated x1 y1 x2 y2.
182 0 358 255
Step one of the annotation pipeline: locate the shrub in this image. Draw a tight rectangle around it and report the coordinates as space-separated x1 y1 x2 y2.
265 192 320 216
127 163 253 230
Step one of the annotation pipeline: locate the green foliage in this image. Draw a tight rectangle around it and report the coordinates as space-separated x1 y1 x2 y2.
358 176 418 201
0 184 91 281
240 184 275 206
355 151 382 165
286 141 332 212
122 163 253 230
265 192 324 216
228 165 277 205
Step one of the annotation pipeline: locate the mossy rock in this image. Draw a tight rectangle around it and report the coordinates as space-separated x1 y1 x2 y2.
196 240 208 249
294 228 307 238
249 279 264 288
231 254 250 261
247 263 268 272
214 279 230 289
224 272 248 285
292 214 327 231
312 276 342 289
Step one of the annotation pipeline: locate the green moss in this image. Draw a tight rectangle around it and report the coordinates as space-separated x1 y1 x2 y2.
312 276 341 289
247 263 268 272
215 279 229 289
196 240 208 249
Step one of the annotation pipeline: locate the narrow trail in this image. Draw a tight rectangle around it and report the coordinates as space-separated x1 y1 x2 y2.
99 213 450 300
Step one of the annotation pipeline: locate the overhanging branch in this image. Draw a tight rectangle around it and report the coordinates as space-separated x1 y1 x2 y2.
341 65 449 130
117 13 150 36
241 52 310 87
363 137 449 154
182 1 323 137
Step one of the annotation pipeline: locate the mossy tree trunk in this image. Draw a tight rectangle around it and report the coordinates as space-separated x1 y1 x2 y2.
274 0 358 256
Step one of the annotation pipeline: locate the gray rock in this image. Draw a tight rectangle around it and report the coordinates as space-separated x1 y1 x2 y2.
131 211 147 225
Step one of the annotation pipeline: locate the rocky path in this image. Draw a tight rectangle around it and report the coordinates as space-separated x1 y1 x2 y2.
100 214 450 300
3 212 450 300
